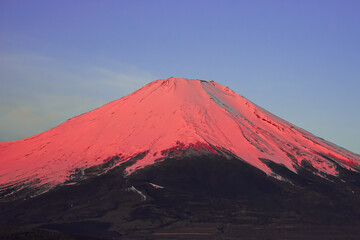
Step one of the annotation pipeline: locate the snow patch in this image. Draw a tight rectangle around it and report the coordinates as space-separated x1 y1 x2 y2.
149 182 164 189
126 186 146 200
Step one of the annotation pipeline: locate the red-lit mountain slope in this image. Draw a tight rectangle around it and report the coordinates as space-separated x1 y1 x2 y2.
1 78 359 194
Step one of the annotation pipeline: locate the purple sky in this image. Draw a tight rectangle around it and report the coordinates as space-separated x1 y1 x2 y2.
0 0 359 154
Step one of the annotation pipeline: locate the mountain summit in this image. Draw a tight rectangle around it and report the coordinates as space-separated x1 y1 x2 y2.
0 78 359 197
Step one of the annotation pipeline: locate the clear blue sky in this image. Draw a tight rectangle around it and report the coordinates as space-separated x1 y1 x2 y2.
0 0 359 154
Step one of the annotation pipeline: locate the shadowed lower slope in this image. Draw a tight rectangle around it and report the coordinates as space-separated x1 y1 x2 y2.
1 150 360 239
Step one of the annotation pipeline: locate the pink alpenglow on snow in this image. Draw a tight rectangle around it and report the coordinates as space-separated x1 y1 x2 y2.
0 78 359 194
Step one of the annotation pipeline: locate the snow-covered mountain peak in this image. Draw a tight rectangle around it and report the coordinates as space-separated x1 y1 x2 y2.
0 78 359 196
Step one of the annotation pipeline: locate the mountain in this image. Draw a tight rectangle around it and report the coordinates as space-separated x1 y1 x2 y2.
1 78 360 239
1 78 359 195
